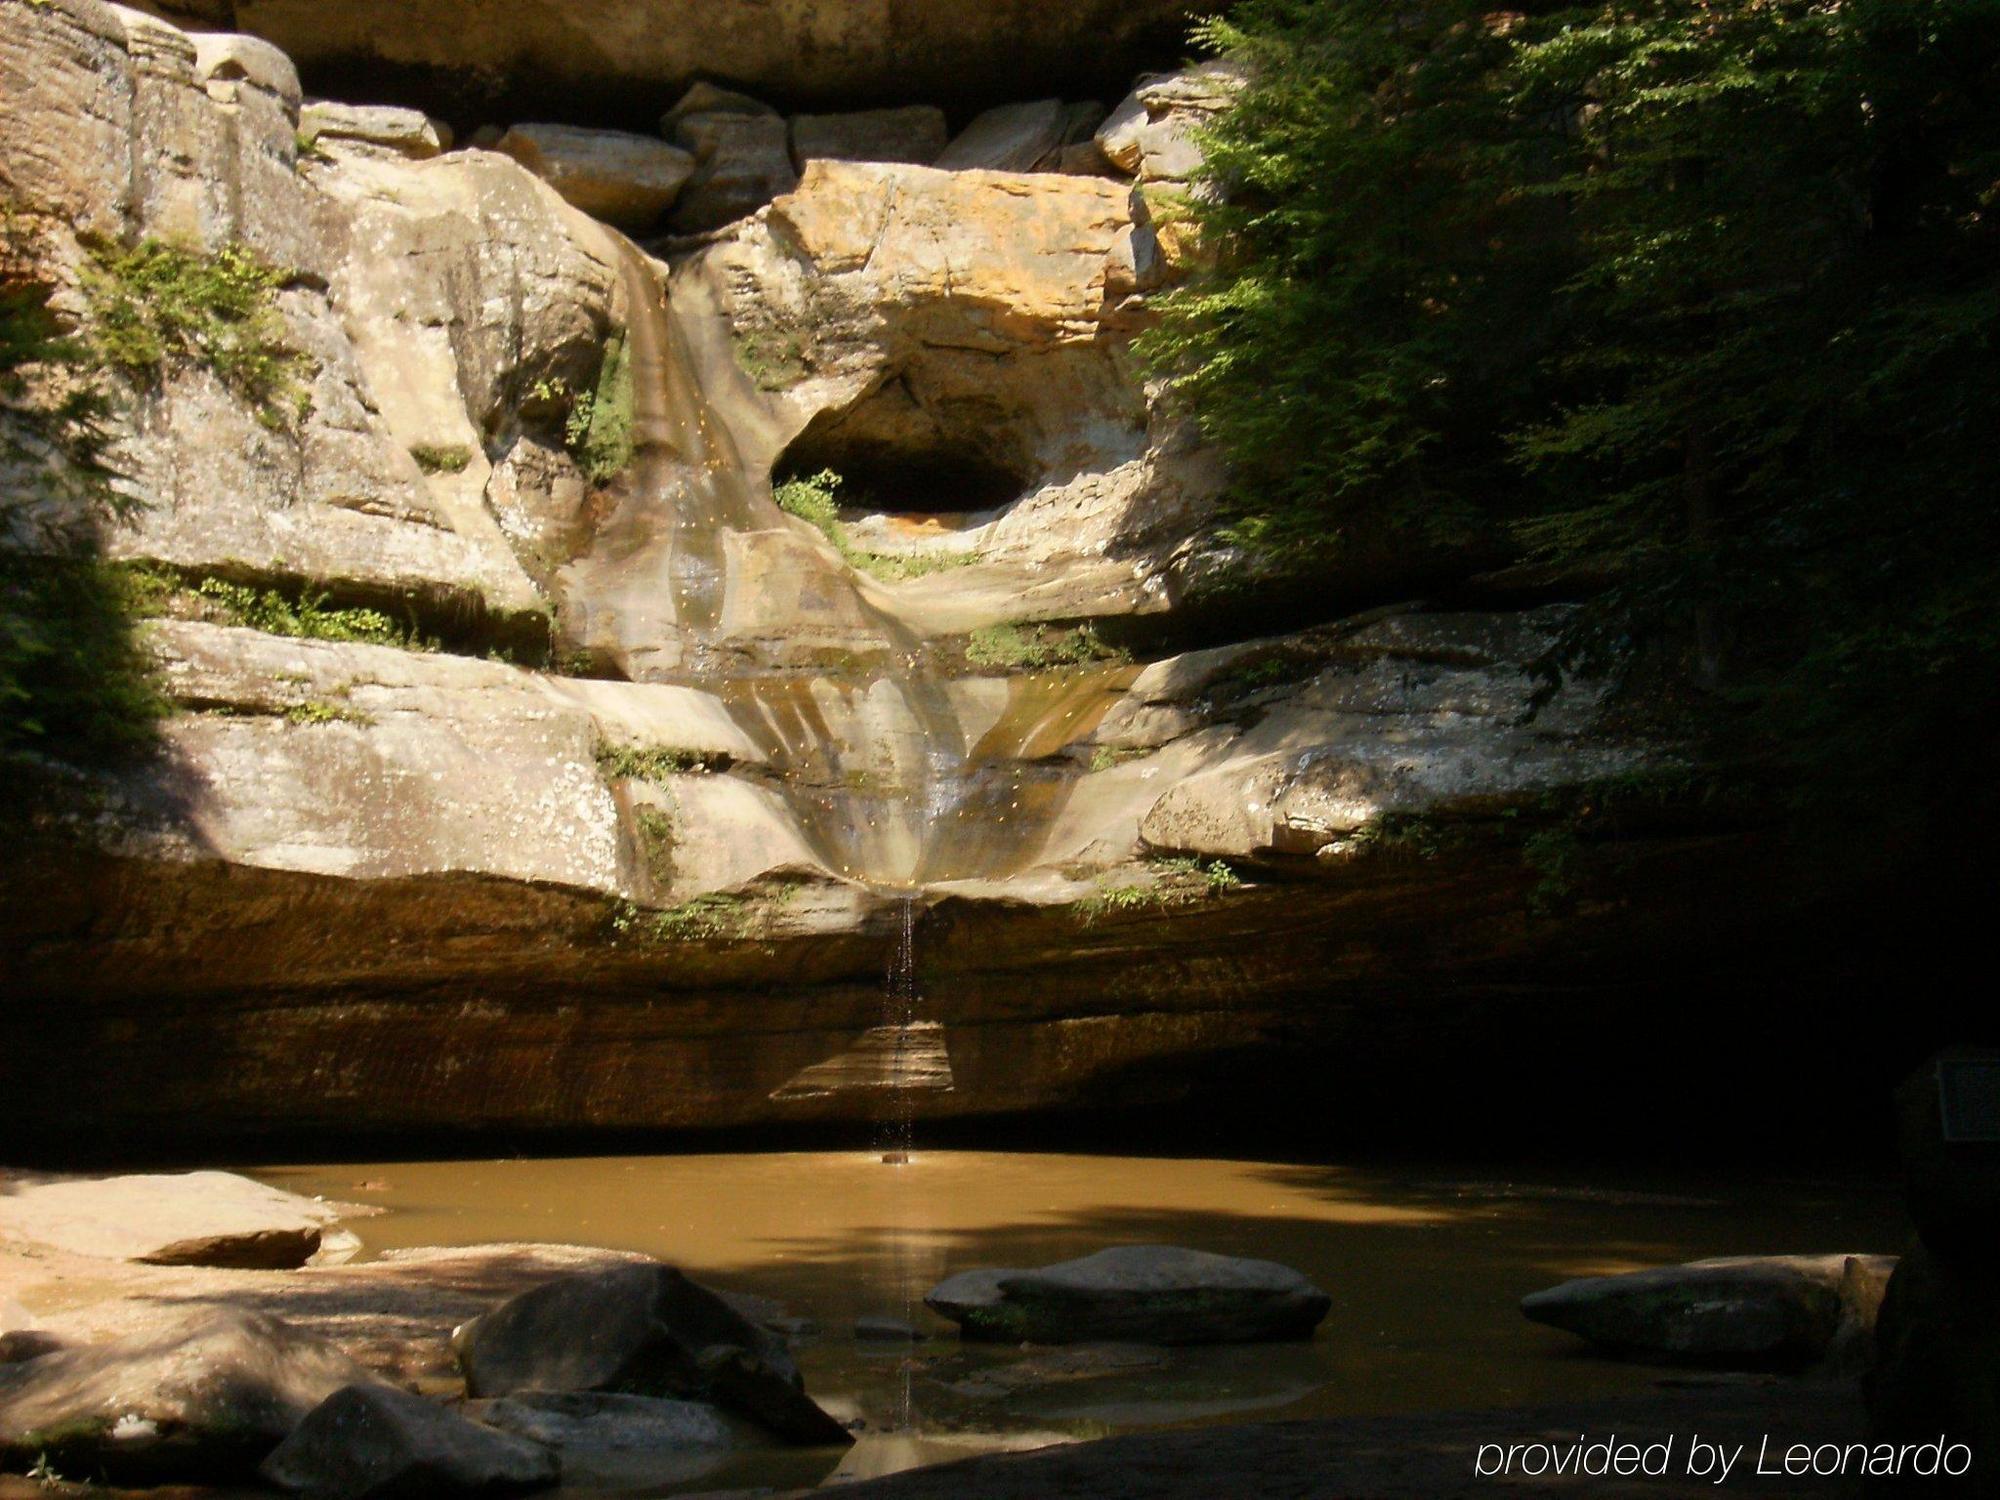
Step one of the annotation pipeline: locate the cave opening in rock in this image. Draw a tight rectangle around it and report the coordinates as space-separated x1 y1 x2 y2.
774 407 1033 518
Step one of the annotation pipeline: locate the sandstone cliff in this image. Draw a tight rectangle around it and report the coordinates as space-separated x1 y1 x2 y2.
0 0 1797 1149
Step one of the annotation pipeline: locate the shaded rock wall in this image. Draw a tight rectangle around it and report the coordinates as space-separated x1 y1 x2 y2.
131 0 1202 126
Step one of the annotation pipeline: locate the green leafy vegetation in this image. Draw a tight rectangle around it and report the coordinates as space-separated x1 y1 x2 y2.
596 742 720 781
1088 744 1150 773
731 326 808 391
567 333 633 482
966 622 1128 672
1148 0 2000 847
773 468 984 582
610 880 806 941
83 237 310 428
409 442 472 474
285 698 372 726
634 805 678 887
1076 855 1241 921
2 219 162 776
191 578 432 650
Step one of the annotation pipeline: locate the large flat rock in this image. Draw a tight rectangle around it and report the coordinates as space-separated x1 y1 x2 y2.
1520 1254 1897 1367
926 1246 1331 1345
0 1172 344 1269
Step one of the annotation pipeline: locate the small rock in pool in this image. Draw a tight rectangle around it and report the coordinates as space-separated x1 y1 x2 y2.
854 1315 926 1343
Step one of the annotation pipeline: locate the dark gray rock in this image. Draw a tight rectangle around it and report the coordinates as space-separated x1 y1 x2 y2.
455 1264 850 1446
925 1246 1332 1346
935 100 1069 172
261 1383 558 1500
1866 1238 2000 1493
669 111 797 232
1520 1254 1895 1367
0 1309 374 1483
854 1315 925 1343
791 107 948 169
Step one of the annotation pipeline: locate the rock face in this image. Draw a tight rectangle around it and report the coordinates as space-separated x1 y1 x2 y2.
1519 1254 1897 1368
0 1310 374 1482
186 1 1199 125
1097 61 1245 185
791 107 948 169
496 123 693 231
668 108 797 233
261 1384 559 1500
456 1266 851 1446
935 100 1076 171
0 1171 345 1269
925 1246 1332 1345
300 101 447 159
0 0 1815 1152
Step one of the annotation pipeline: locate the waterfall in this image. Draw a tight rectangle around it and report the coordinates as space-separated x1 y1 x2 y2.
572 236 1126 892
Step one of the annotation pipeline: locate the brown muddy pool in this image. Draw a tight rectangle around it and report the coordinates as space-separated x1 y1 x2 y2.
251 1152 1905 1492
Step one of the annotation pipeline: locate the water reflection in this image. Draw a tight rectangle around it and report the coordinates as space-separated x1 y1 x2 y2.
254 1151 1903 1489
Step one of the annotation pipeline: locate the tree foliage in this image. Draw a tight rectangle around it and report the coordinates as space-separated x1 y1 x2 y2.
1148 0 2000 833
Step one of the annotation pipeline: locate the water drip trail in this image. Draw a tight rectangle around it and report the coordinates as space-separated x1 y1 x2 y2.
876 893 922 1433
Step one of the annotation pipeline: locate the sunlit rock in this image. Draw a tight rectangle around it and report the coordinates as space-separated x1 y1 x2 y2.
496 123 694 231
0 1171 343 1269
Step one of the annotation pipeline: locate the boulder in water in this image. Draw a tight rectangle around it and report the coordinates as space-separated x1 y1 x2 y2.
262 1383 558 1500
0 1309 375 1483
455 1264 850 1446
924 1245 1332 1345
1520 1253 1897 1366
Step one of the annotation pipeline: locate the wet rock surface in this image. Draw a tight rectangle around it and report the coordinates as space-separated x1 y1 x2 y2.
926 1246 1332 1346
456 1265 851 1445
261 1383 557 1500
